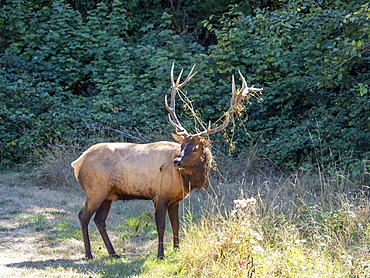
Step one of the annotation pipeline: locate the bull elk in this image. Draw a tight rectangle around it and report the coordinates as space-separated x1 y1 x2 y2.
71 64 262 259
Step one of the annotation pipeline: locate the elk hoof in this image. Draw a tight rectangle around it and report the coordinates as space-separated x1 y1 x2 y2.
85 253 95 260
110 254 121 259
157 255 165 260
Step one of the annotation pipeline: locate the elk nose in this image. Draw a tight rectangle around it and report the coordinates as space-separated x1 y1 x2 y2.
173 158 183 168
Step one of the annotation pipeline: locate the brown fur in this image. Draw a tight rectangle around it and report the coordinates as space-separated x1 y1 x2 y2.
71 137 212 259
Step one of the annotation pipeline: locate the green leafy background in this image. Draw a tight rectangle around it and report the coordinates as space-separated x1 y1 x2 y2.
1 0 369 178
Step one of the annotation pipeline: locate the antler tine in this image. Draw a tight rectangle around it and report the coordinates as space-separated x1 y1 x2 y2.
179 64 197 88
230 74 236 106
175 68 184 87
231 74 236 95
165 95 187 134
238 69 263 96
231 73 241 107
170 62 176 86
231 70 245 107
166 63 197 136
238 70 247 92
193 70 262 138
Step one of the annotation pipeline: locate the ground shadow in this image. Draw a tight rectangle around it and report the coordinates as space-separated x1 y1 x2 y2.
6 257 147 277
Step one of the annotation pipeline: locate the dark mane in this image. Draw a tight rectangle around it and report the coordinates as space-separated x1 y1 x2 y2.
180 147 212 191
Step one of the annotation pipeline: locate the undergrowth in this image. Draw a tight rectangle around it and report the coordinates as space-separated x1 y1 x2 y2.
138 162 370 278
31 143 370 277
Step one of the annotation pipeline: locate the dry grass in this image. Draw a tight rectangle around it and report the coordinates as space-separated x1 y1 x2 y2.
0 172 157 277
1 145 369 277
143 157 370 278
34 146 81 188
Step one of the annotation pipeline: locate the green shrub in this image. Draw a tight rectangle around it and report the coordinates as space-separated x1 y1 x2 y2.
205 2 370 175
0 0 369 181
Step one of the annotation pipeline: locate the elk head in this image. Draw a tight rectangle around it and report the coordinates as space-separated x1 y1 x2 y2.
165 63 263 168
171 135 211 169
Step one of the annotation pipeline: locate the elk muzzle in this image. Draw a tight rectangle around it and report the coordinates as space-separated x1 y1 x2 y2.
173 156 184 168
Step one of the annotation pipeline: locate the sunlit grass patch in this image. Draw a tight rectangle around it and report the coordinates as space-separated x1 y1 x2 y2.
45 209 68 216
137 185 370 278
51 220 82 241
18 213 48 231
1 160 370 278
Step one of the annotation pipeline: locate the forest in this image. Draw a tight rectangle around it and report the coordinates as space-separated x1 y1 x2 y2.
1 0 369 179
1 1 370 277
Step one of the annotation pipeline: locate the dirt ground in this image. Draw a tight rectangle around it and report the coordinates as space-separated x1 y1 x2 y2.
0 172 87 277
0 172 156 277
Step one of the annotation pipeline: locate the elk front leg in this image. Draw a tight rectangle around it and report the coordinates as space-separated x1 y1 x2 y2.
168 204 180 249
154 199 168 259
94 200 119 258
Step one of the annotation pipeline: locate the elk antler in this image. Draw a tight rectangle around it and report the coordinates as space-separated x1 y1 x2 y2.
165 63 196 136
165 63 263 138
192 70 263 137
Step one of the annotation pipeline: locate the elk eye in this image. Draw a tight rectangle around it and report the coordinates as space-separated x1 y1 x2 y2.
192 146 199 152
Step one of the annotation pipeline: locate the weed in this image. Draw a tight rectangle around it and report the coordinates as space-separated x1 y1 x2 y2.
119 213 157 240
35 145 80 188
19 213 47 231
52 220 82 241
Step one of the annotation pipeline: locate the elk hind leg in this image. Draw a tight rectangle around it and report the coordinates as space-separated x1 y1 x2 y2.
79 200 102 259
94 200 119 258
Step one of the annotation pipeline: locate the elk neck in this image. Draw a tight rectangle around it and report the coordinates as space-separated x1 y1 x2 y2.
178 147 212 192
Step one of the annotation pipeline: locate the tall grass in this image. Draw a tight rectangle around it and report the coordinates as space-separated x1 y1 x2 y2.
34 143 370 277
35 145 81 188
138 155 370 277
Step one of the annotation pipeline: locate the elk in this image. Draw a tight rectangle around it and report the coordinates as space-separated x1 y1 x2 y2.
71 63 262 259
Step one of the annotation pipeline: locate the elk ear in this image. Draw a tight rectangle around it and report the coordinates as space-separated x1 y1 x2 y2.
172 133 185 143
201 138 211 148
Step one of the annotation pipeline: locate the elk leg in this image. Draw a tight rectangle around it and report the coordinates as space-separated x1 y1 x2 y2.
94 200 119 258
154 199 168 259
78 192 108 259
168 204 180 249
79 201 100 259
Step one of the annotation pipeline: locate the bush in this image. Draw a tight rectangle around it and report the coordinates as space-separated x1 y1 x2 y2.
0 0 369 181
205 1 370 175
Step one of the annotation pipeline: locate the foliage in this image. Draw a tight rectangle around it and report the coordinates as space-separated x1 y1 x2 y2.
205 1 370 173
0 0 369 180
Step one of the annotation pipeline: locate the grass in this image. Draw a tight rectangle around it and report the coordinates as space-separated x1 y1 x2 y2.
0 147 369 277
169 204 369 277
